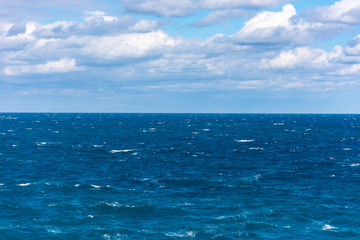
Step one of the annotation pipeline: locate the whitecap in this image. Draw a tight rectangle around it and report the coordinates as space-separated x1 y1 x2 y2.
36 142 47 146
110 149 135 153
350 163 360 167
322 224 337 231
47 229 61 234
0 183 4 186
249 147 264 150
273 123 284 126
165 231 195 238
235 139 255 143
202 129 210 131
91 184 101 188
18 183 31 186
343 148 352 151
75 184 80 187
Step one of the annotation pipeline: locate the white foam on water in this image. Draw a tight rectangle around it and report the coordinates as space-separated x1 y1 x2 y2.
91 184 101 188
350 163 360 167
47 229 61 234
36 142 47 146
322 224 337 231
12 145 17 147
75 184 80 187
45 183 51 185
249 147 264 150
93 145 104 148
26 128 32 130
88 215 94 218
18 183 31 186
343 148 352 151
235 139 255 143
165 231 196 238
0 183 4 186
273 123 285 126
110 149 135 153
202 129 210 131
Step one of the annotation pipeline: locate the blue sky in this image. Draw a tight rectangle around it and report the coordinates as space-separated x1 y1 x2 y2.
1 0 360 113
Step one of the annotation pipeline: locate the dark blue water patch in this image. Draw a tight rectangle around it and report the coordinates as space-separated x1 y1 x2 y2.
1 113 360 239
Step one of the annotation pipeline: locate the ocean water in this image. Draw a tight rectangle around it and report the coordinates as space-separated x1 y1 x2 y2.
0 113 360 239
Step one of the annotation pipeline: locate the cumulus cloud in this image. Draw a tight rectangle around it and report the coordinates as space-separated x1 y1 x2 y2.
4 58 82 75
229 4 345 47
123 0 288 17
2 2 360 95
312 0 360 24
81 30 180 60
260 47 341 70
232 4 307 44
344 34 360 56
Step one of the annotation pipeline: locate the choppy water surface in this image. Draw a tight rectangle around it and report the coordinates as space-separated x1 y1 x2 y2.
1 113 360 239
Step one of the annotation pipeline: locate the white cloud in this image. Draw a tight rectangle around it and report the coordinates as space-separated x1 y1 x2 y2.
124 0 288 17
313 0 360 24
81 30 180 60
129 20 161 32
194 9 251 27
4 58 82 75
84 11 118 22
230 4 332 46
344 34 360 56
199 0 287 10
123 0 195 17
260 47 332 69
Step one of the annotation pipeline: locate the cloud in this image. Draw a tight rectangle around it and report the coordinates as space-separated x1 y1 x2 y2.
312 0 360 24
230 4 341 46
123 0 288 17
193 9 251 27
2 4 360 96
4 58 82 75
0 0 108 21
260 47 341 70
344 34 360 56
81 30 180 60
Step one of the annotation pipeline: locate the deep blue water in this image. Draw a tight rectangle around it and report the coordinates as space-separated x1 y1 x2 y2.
1 113 360 239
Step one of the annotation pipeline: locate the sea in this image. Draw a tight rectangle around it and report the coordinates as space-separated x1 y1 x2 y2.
0 113 359 239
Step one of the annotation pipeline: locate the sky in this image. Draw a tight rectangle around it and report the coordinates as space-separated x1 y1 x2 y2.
1 0 360 113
